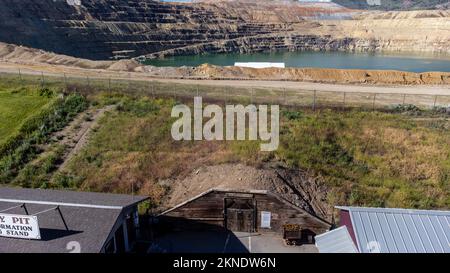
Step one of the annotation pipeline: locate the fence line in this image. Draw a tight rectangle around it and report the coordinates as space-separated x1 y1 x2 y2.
1 70 449 111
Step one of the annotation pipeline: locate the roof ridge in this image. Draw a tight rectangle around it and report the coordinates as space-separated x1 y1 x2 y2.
0 198 124 210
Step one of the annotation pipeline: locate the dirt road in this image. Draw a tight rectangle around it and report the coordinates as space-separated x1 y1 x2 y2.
158 78 450 96
0 62 449 96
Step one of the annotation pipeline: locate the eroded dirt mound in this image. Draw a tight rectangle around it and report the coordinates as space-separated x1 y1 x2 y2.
107 59 143 72
163 163 332 221
0 42 111 69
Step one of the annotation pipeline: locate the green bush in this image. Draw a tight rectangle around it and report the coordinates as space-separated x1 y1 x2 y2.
51 172 83 189
392 104 423 115
282 110 303 120
39 87 54 98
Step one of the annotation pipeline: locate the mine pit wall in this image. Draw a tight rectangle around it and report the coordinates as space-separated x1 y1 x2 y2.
147 12 450 59
327 15 450 54
145 35 372 59
0 0 304 60
1 0 448 61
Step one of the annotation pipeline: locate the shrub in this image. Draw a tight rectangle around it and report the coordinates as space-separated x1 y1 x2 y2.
39 87 54 98
392 104 423 115
282 110 303 120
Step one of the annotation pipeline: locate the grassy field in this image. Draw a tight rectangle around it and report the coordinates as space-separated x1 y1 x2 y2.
0 87 53 146
0 84 88 185
52 93 450 210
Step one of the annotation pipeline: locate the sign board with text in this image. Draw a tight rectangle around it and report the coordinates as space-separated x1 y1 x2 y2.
260 211 271 228
0 213 41 240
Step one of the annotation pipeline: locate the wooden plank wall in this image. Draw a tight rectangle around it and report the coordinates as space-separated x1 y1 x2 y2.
163 191 330 235
254 193 329 235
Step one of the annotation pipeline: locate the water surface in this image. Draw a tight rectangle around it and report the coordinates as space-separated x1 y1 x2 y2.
144 51 450 73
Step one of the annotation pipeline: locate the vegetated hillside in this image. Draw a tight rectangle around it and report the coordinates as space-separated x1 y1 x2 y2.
10 88 442 211
333 0 450 10
0 77 448 214
49 93 449 212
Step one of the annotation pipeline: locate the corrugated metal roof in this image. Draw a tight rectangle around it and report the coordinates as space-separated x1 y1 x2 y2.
336 206 450 253
315 226 358 253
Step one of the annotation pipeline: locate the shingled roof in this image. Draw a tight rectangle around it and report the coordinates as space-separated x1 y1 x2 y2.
0 187 148 253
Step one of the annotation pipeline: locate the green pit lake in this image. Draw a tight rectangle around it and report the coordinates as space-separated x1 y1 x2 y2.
144 51 450 73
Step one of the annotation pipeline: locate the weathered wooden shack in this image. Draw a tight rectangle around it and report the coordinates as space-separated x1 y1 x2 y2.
159 189 331 243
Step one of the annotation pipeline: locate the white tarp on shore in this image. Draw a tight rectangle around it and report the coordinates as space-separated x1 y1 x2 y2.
234 62 285 69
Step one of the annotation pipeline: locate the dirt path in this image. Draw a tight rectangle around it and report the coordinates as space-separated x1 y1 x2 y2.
156 78 450 95
54 105 115 172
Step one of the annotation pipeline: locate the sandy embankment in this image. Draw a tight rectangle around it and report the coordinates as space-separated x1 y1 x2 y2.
0 42 143 71
190 64 450 85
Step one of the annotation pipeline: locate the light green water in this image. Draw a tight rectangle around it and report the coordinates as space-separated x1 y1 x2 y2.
144 51 450 73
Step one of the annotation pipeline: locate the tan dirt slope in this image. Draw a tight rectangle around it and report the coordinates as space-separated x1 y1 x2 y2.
0 42 140 71
191 64 450 85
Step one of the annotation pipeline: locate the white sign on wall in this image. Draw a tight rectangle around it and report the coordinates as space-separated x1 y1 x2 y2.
0 213 41 240
260 211 271 228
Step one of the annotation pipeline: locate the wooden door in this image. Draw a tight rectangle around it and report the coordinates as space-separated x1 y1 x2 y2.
225 198 255 232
